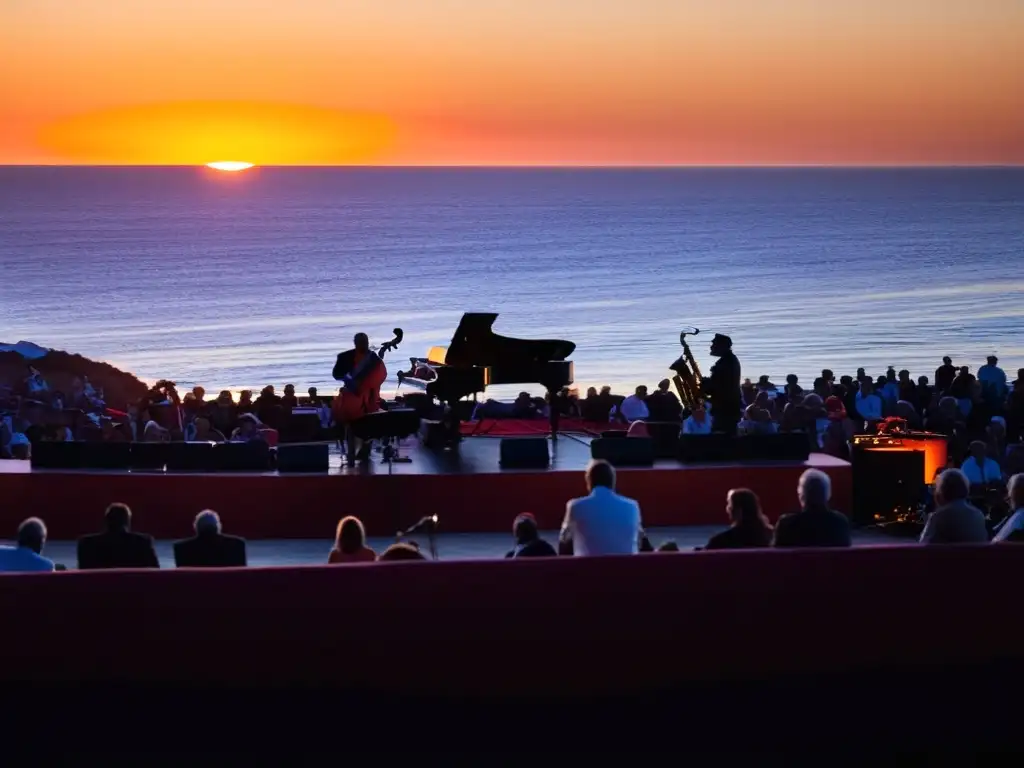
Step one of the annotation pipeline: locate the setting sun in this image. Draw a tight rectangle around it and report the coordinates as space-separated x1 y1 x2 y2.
207 161 254 172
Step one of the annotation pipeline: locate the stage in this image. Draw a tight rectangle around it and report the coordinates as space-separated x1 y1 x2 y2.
0 435 851 540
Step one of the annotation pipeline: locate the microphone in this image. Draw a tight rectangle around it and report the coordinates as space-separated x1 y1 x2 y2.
397 514 438 537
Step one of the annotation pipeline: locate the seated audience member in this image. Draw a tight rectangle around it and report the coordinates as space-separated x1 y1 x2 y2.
681 405 712 435
646 379 682 422
657 541 680 552
784 374 803 397
0 517 55 573
377 542 426 562
281 384 299 410
173 510 246 568
77 503 160 570
328 516 377 563
143 417 170 442
231 413 266 442
705 488 773 550
560 459 642 556
773 469 851 548
992 474 1024 543
920 468 989 545
610 386 650 424
960 440 1003 487
185 416 227 443
505 513 556 558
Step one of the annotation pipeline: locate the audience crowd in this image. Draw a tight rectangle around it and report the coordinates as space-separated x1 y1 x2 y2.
3 459 1023 574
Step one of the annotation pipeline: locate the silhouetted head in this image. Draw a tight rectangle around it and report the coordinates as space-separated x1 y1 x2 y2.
353 333 370 352
935 469 969 507
635 385 648 398
943 356 952 365
710 333 732 357
104 503 131 532
513 513 539 545
194 510 222 536
1008 474 1024 511
727 488 765 527
987 355 998 365
658 379 670 392
798 470 831 510
586 459 616 492
336 516 367 555
17 517 47 555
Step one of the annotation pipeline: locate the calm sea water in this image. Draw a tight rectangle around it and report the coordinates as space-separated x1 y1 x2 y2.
1 167 1022 400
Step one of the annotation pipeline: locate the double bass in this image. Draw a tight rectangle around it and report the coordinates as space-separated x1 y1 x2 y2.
332 328 403 425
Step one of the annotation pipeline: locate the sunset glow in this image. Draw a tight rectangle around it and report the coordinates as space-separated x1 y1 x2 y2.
2 1 1022 166
206 161 254 172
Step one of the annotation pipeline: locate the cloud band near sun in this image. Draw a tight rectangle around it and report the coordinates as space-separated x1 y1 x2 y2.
37 101 396 165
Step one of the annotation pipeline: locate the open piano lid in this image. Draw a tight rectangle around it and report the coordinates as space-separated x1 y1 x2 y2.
438 312 576 366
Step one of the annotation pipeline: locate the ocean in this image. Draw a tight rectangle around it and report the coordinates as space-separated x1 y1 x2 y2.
1 167 1022 400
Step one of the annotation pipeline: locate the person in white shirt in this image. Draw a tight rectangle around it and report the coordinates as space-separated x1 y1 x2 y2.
610 386 650 424
681 406 712 435
0 517 55 573
855 379 884 423
561 460 642 556
978 355 1007 402
993 473 1024 542
960 440 1003 486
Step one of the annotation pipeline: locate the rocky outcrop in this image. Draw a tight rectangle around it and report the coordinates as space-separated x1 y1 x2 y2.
0 347 149 409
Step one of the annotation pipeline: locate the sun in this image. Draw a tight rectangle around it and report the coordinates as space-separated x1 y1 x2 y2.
206 161 255 172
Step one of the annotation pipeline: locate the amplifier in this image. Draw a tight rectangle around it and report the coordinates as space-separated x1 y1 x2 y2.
851 432 947 484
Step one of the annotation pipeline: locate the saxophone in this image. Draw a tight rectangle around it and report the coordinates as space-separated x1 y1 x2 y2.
669 328 705 409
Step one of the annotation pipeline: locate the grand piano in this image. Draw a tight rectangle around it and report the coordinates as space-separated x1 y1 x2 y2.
397 313 575 447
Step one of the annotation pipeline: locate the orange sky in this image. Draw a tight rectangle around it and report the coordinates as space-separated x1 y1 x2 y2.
2 1 1022 165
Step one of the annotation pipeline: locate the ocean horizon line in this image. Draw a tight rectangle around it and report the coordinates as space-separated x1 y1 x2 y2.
2 163 1022 171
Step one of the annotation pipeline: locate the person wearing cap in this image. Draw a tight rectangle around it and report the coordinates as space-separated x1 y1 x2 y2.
701 333 742 436
505 513 556 558
978 355 1007 405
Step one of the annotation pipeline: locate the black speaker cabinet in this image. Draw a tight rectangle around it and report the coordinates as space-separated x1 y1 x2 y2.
277 443 330 473
678 433 735 463
166 441 215 471
130 441 171 470
30 441 84 470
210 441 272 472
81 441 132 470
499 437 550 469
590 436 655 467
739 433 811 462
852 447 925 527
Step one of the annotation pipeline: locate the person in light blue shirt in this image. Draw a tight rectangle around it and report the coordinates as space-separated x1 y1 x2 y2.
560 460 642 556
978 355 1008 405
0 517 55 573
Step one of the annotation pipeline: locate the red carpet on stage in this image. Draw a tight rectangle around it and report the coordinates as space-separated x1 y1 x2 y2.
459 418 611 436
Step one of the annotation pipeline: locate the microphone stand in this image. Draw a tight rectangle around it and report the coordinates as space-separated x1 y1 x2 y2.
396 515 440 560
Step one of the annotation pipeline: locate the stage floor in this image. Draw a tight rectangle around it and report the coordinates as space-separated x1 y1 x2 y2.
0 435 852 540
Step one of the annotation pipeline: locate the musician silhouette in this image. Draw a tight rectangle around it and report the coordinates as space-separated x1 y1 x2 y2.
702 333 742 436
333 333 387 464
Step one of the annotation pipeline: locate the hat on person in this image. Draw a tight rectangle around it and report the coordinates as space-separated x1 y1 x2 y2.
825 396 847 420
711 333 732 348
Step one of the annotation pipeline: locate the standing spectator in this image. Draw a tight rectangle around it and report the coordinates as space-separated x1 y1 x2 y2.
920 469 989 545
561 460 642 556
949 367 977 417
978 355 1007 406
935 357 957 394
0 518 54 573
773 469 851 548
646 379 682 422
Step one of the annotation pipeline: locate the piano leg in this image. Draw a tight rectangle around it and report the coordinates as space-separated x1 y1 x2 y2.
548 388 561 440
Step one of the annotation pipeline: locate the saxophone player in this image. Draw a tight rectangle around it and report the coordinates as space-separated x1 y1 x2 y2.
702 333 742 436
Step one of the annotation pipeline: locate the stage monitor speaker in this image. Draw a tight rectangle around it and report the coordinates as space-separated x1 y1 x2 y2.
591 436 655 467
81 441 132 470
166 441 215 471
852 447 925 527
280 411 322 443
30 441 84 470
678 433 735 463
500 437 550 469
644 421 682 459
351 408 420 441
210 441 272 472
601 430 628 439
277 443 330 473
130 441 171 470
739 433 811 462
